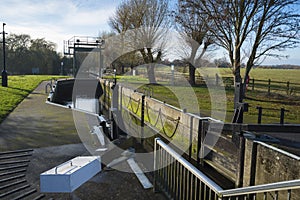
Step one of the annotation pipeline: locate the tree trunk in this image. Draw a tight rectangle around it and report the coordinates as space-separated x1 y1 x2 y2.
233 47 243 109
147 64 156 84
189 63 196 86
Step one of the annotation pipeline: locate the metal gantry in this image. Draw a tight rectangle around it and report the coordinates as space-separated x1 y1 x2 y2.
63 36 105 77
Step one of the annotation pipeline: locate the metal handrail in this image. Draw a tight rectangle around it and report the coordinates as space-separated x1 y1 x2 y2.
220 179 300 197
155 138 223 195
154 138 300 199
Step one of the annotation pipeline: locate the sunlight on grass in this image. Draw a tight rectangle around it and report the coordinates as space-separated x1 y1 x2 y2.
0 75 67 122
116 70 300 124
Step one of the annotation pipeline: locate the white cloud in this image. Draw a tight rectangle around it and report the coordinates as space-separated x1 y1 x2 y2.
0 0 119 52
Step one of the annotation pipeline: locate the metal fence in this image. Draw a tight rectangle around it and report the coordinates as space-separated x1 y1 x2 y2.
154 138 300 200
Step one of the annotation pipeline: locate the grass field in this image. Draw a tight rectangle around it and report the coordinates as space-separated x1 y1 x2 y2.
0 75 67 123
1 70 299 125
117 68 300 124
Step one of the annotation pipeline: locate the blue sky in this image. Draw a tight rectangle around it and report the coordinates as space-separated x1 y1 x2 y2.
0 0 120 51
0 0 299 65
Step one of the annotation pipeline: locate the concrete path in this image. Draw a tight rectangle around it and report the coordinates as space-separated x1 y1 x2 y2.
0 81 80 151
0 81 165 200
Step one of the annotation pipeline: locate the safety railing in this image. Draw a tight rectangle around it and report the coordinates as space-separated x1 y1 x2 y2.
154 138 223 200
154 138 300 200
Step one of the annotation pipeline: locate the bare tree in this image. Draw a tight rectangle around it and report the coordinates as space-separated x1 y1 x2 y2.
108 0 170 83
173 0 214 86
188 0 300 104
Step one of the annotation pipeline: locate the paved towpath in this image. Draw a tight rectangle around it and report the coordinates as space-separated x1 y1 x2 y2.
0 81 165 200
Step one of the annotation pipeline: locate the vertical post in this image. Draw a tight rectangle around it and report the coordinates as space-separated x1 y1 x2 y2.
60 62 64 75
280 108 285 125
73 42 76 77
196 119 202 165
110 83 119 140
287 81 290 95
215 73 219 85
103 80 107 108
1 23 7 87
236 135 245 188
99 46 104 78
234 82 244 123
113 69 117 85
199 120 208 166
249 142 257 186
153 138 159 193
141 95 145 146
257 106 262 124
252 78 255 91
268 79 271 95
171 65 174 86
189 116 194 161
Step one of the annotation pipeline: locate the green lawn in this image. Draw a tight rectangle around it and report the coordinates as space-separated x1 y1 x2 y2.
117 68 300 124
0 75 67 123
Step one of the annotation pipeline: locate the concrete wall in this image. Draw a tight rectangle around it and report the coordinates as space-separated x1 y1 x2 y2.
244 139 300 199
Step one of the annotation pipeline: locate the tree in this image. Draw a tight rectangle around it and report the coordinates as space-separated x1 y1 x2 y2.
30 38 59 74
173 0 214 86
111 51 144 74
188 0 300 106
5 34 61 75
109 0 170 83
6 34 31 74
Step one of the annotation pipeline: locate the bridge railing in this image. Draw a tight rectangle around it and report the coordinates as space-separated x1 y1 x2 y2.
154 138 300 200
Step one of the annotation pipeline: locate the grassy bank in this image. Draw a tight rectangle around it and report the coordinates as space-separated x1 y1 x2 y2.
0 75 67 123
117 68 300 124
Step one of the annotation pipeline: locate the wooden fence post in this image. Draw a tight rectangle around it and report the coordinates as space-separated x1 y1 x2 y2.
287 81 290 95
268 79 271 95
252 78 255 91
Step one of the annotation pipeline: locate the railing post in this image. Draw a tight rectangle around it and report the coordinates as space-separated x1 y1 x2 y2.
103 80 107 108
199 120 209 166
287 81 290 95
280 108 285 125
153 138 159 193
252 78 255 91
256 106 263 124
189 116 194 161
196 119 202 165
141 95 145 146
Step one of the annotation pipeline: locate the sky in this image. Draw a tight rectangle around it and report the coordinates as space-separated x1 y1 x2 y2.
0 0 299 65
0 0 121 52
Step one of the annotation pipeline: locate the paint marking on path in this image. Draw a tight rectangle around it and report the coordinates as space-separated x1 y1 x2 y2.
127 158 153 189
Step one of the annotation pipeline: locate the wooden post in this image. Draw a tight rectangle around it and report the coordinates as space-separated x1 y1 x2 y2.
236 135 245 188
252 78 255 91
189 116 194 161
249 142 258 186
268 79 271 95
196 119 202 165
141 95 145 146
280 108 285 125
257 106 263 124
287 81 290 95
